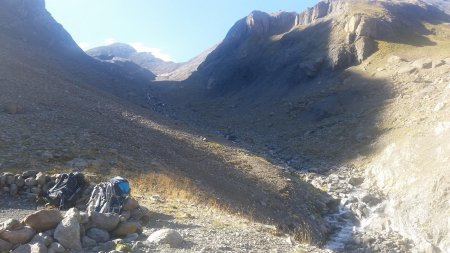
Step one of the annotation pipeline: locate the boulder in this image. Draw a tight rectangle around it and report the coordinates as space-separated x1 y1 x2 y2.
130 206 152 224
23 210 63 231
53 209 81 250
146 229 184 248
81 236 97 248
25 178 38 186
30 233 54 246
397 66 417 74
412 58 433 69
5 174 15 185
0 238 13 252
123 233 139 243
86 228 110 243
124 198 139 211
16 176 25 187
0 219 22 232
432 60 445 68
90 212 120 231
112 221 142 237
387 55 405 65
22 170 38 178
12 243 47 253
0 226 35 244
47 242 65 253
36 172 46 186
9 184 18 195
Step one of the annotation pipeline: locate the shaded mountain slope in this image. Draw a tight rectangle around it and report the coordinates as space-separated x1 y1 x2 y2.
0 0 335 246
155 0 450 251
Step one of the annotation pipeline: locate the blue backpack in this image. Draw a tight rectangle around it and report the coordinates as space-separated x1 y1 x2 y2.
87 176 131 214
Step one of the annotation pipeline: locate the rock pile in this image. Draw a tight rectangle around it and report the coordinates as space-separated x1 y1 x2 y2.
0 171 58 197
0 198 152 252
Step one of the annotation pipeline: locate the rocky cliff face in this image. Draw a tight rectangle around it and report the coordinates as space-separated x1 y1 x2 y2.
0 0 81 54
189 0 428 95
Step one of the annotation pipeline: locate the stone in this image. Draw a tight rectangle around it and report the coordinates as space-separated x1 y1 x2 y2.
36 172 46 186
86 228 110 243
123 197 139 211
0 238 13 252
12 243 47 253
81 236 97 248
22 170 38 178
99 241 115 251
130 206 152 224
432 60 445 68
0 226 35 244
123 233 139 243
48 242 65 253
387 55 405 65
361 194 382 206
25 177 38 186
30 233 53 246
348 177 364 186
53 209 81 250
147 229 184 248
23 209 63 232
0 219 22 232
79 211 89 224
412 58 433 69
354 36 375 62
31 187 41 194
90 211 120 231
397 66 416 74
9 184 18 195
5 174 15 185
112 221 142 237
16 176 25 187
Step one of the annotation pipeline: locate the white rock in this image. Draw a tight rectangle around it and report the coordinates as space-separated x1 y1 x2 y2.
146 229 183 248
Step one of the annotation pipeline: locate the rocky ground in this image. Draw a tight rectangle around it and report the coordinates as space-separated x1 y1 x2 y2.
0 168 415 253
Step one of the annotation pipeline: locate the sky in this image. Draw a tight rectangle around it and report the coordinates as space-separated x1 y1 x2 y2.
46 0 319 62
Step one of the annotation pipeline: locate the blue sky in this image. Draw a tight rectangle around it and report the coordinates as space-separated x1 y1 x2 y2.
46 0 319 62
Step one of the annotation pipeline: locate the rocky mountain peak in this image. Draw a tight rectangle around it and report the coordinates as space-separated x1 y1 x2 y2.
224 10 297 43
0 0 80 54
296 0 348 26
87 43 138 60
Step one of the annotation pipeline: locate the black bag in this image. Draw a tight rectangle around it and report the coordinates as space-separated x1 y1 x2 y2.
44 172 86 210
87 176 130 214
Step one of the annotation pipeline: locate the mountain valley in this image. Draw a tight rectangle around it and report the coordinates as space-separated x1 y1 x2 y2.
0 0 449 252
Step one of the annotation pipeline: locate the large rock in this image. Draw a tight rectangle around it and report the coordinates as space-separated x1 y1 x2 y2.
23 210 63 231
36 172 46 186
47 242 65 253
0 218 21 232
412 58 433 69
53 208 81 250
146 229 184 248
90 212 120 231
30 233 54 246
123 198 139 211
130 206 152 224
0 226 35 244
81 236 97 248
86 228 110 243
0 238 13 252
12 243 47 253
354 36 375 63
112 221 142 237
